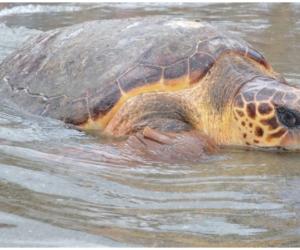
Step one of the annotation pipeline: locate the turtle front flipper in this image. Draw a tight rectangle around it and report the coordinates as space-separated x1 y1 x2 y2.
126 127 218 162
114 121 219 162
104 92 218 161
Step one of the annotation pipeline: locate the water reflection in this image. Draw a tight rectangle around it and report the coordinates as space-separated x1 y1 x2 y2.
0 2 300 247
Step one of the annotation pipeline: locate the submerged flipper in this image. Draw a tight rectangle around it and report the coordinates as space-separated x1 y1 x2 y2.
124 127 218 162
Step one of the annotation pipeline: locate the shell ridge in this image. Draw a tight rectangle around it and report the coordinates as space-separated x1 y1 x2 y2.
194 51 216 60
196 35 221 48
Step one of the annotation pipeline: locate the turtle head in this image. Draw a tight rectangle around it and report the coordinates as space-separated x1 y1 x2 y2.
232 78 300 150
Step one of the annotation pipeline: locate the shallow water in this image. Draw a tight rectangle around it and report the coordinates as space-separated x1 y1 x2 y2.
0 2 300 247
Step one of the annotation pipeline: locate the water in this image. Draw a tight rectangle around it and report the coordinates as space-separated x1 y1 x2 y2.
0 2 300 247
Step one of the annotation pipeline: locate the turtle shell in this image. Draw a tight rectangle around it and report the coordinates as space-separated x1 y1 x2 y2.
0 17 270 129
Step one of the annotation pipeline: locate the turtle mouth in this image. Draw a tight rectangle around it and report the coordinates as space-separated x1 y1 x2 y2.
238 144 300 153
258 145 288 151
264 146 300 153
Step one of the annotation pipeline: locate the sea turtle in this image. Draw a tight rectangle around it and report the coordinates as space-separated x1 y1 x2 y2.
1 17 300 161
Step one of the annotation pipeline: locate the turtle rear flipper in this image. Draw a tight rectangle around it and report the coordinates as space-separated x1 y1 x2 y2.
126 127 218 162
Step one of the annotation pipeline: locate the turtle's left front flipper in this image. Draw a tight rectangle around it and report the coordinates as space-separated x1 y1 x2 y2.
125 127 218 162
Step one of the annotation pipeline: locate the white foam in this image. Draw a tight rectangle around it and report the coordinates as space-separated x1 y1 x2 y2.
165 20 205 29
0 4 82 16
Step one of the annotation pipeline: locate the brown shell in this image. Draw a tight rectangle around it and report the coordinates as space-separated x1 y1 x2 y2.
0 17 270 129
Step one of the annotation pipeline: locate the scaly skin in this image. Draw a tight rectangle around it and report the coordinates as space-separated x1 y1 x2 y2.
233 80 300 149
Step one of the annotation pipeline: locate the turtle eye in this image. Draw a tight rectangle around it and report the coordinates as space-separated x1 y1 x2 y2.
276 107 300 128
283 111 296 126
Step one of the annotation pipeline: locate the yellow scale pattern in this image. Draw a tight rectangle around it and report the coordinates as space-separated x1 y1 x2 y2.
233 91 288 147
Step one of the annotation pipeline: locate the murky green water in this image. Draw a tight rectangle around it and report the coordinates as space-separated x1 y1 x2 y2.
0 2 300 247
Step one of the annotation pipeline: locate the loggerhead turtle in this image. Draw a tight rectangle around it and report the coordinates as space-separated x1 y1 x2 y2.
1 17 300 161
